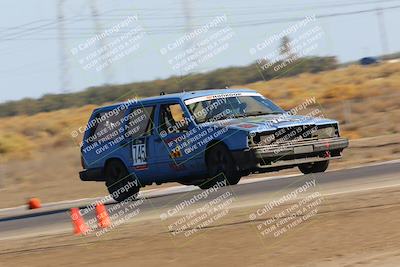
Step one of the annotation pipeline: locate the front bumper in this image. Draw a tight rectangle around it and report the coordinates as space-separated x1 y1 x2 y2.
232 137 349 170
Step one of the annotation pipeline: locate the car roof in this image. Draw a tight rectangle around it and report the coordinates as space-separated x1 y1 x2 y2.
95 88 257 111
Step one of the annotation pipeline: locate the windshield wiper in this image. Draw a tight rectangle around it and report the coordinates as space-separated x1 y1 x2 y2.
199 113 245 123
199 111 280 123
244 111 283 117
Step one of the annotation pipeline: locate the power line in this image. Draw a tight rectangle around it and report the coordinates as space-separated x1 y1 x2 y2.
1 0 400 40
97 0 400 17
1 4 400 41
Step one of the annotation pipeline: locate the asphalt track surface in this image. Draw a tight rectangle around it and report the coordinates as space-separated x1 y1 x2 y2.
0 161 399 240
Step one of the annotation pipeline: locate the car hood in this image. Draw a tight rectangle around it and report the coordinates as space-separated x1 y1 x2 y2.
203 114 338 133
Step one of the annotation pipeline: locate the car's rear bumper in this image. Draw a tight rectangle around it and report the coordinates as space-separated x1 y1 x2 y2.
79 168 105 181
232 137 349 171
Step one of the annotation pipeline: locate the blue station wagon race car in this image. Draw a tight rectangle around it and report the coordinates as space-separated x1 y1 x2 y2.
79 89 349 202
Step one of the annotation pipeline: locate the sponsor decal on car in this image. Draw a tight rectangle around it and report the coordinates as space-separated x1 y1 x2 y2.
184 92 261 105
170 147 182 158
237 123 258 129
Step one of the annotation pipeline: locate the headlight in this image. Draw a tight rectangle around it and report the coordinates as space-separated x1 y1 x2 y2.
313 126 337 139
260 134 275 145
249 132 275 146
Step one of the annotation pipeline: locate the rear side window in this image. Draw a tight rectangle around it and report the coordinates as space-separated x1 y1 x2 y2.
89 108 126 143
159 103 189 134
126 106 155 139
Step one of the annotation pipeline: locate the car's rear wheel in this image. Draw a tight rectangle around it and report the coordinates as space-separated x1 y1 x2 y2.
199 144 241 189
298 160 329 174
105 160 140 202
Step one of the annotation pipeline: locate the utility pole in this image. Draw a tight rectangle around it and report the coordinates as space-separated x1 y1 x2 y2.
57 0 69 92
376 8 389 56
182 0 194 74
90 0 113 84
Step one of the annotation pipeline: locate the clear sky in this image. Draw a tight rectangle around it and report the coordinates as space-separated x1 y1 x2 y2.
0 0 399 102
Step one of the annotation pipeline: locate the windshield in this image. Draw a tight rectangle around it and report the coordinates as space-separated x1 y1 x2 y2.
186 95 284 123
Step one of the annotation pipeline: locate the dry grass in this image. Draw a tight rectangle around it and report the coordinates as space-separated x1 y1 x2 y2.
0 62 399 161
0 105 96 160
0 62 399 207
244 62 400 106
239 62 400 138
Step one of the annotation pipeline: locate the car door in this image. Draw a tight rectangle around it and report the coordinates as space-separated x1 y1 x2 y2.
118 104 158 185
153 101 195 179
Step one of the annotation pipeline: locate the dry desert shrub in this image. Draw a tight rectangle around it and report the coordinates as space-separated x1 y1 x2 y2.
1 62 400 160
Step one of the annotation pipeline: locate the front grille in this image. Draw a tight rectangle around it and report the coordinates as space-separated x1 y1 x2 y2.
274 125 317 143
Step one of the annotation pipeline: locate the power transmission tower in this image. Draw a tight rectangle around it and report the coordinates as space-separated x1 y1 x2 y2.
90 0 113 84
376 7 389 55
182 0 194 74
57 0 69 92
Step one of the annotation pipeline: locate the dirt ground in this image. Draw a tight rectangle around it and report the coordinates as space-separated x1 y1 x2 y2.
1 185 400 267
0 134 399 208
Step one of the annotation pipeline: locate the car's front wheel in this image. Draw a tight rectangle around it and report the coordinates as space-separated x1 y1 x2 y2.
105 160 140 202
298 160 329 174
199 144 241 189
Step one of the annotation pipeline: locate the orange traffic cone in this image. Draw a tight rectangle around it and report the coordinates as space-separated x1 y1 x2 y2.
28 198 41 209
70 208 89 235
96 203 111 228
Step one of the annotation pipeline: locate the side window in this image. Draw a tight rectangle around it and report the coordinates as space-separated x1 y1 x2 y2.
126 106 155 139
90 108 126 143
159 103 189 134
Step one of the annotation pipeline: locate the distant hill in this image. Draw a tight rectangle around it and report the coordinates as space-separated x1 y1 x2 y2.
0 56 337 117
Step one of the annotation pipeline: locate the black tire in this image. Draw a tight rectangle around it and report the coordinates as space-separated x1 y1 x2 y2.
199 144 241 189
105 160 140 202
298 160 329 174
